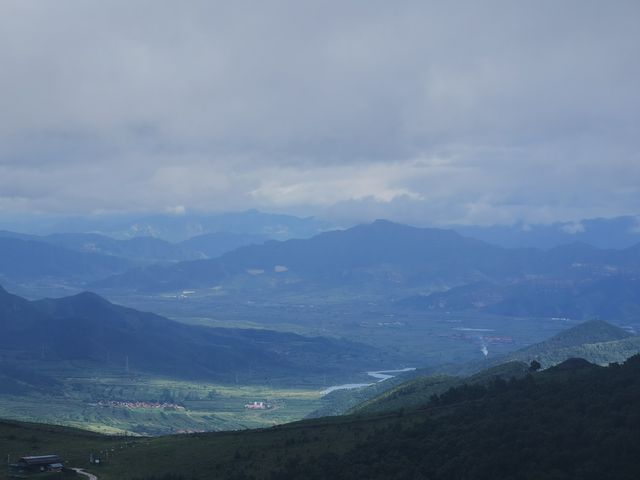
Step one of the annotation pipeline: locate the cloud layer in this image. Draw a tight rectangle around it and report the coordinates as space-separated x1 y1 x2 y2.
1 1 639 225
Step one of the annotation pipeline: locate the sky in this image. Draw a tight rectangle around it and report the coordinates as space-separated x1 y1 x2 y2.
0 1 639 226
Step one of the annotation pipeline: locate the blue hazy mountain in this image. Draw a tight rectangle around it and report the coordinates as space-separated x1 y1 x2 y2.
454 214 640 249
95 210 333 242
0 236 131 282
400 274 640 321
44 233 200 261
0 230 274 287
0 228 272 268
1 209 335 242
178 231 269 258
96 220 538 292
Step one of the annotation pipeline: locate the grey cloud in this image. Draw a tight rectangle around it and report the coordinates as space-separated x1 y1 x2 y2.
0 1 639 224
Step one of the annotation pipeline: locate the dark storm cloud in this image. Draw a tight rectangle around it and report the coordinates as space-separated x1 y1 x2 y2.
0 0 638 224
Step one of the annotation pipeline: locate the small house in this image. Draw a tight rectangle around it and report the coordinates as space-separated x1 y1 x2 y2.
10 455 64 475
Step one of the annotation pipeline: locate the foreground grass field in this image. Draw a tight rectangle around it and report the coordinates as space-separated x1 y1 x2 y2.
0 368 326 436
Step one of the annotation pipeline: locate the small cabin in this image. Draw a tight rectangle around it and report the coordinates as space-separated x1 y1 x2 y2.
9 455 64 475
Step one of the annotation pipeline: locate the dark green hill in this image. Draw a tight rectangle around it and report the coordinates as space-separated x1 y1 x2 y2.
511 335 640 368
350 361 530 415
0 286 391 383
517 319 631 354
497 319 637 369
349 374 457 415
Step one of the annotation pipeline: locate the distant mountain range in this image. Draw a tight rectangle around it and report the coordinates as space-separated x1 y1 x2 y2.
454 214 640 249
94 220 640 321
0 211 325 286
0 285 391 385
107 209 333 242
0 209 334 242
0 229 269 264
95 220 532 292
4 210 639 248
4 215 640 322
0 230 272 288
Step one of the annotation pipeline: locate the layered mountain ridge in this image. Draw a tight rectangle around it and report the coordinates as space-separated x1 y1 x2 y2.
0 285 391 383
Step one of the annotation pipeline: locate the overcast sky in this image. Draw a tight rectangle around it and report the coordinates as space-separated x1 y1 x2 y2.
0 1 639 226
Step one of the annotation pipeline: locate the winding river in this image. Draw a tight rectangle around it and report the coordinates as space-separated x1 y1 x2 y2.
321 368 416 395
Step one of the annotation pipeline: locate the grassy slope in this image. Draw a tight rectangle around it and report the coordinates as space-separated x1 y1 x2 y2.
0 371 324 436
508 319 632 362
0 419 124 479
351 361 529 415
0 411 406 480
513 335 640 367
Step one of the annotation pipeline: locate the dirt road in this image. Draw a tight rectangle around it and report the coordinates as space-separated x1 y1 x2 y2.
71 468 98 480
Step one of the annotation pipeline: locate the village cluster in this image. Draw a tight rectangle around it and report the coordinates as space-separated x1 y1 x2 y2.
244 401 272 410
96 400 186 410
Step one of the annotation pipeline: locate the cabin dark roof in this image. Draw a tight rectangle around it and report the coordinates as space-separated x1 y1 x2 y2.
19 455 63 466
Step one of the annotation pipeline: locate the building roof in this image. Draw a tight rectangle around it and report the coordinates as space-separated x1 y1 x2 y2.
19 455 63 466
